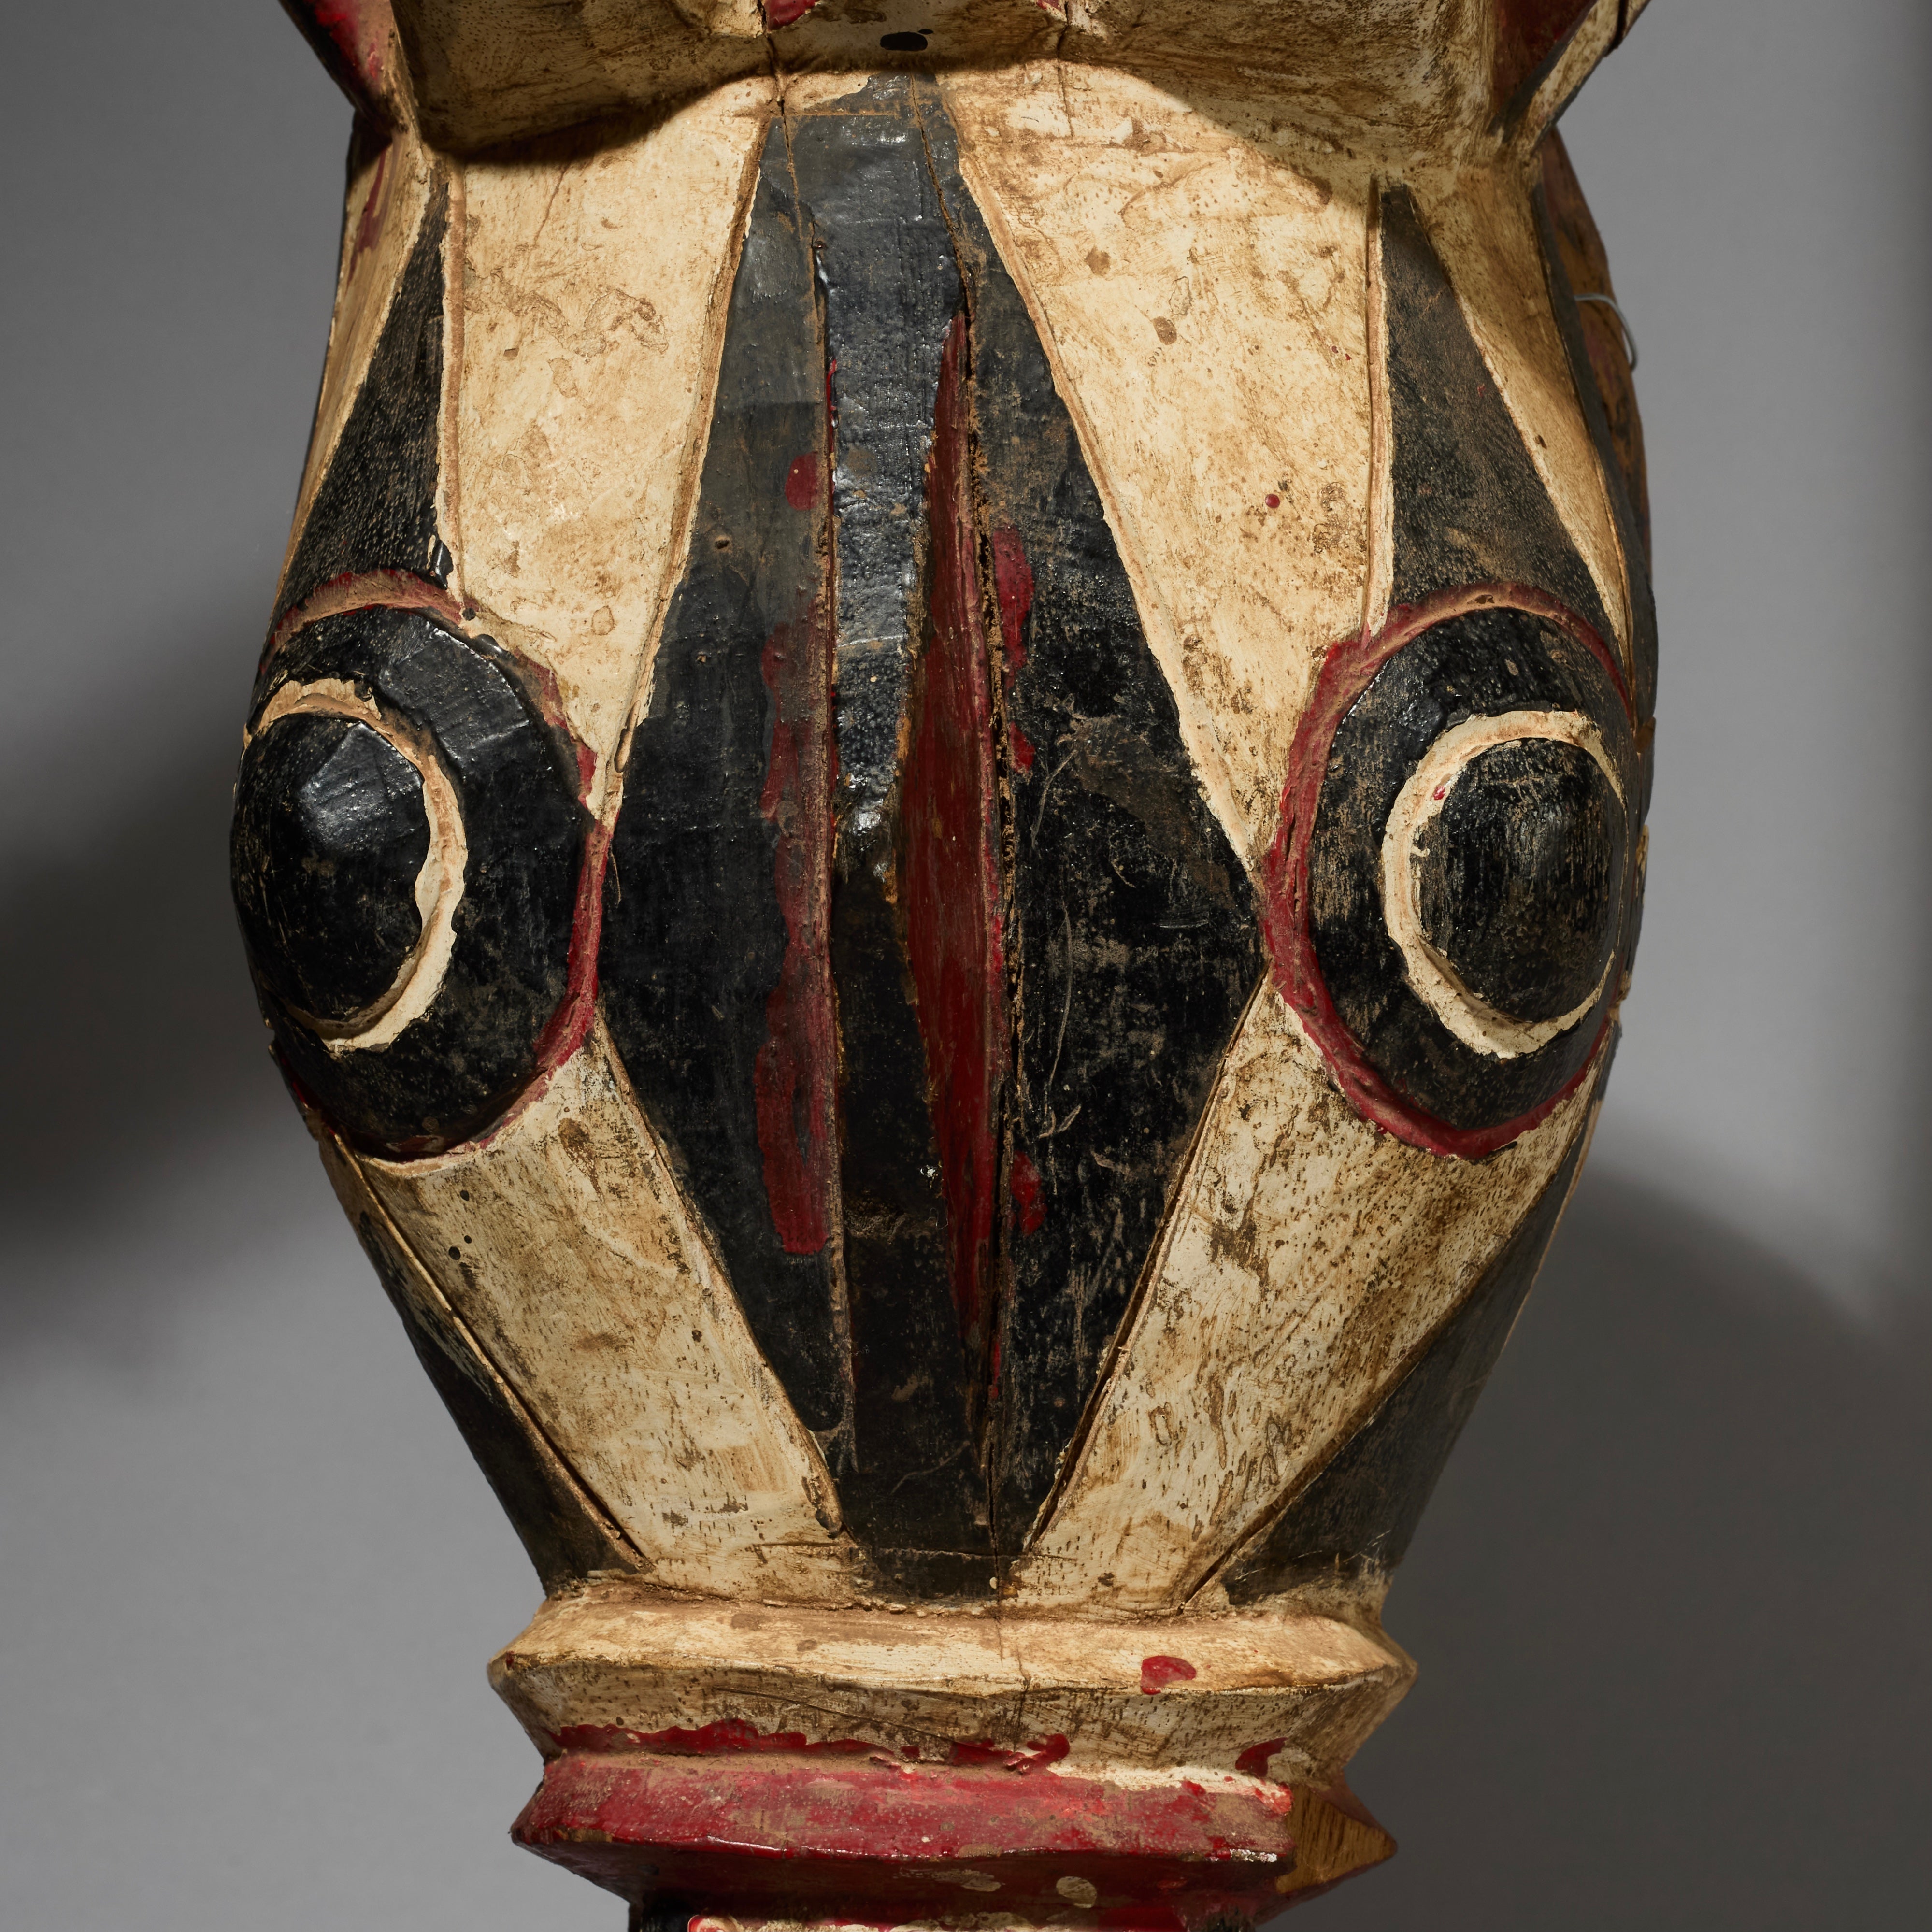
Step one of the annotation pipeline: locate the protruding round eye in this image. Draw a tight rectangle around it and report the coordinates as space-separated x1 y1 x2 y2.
232 713 431 1023
1415 736 1624 1025
1281 601 1641 1152
233 605 586 1152
1378 703 1629 1066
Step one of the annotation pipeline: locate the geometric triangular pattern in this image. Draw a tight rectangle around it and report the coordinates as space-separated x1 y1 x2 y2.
599 78 1262 1589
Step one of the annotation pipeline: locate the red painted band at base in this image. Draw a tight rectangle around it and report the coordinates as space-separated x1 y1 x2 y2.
514 1746 1391 1928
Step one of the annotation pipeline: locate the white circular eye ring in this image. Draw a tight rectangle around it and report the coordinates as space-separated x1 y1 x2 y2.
246 678 468 1055
1380 708 1623 1061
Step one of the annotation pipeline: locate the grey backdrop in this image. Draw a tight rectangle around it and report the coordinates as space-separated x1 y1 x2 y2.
2 3 1926 1927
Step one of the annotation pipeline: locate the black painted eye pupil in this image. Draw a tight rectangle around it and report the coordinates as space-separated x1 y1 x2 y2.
232 714 430 1022
1417 738 1623 1024
880 31 929 51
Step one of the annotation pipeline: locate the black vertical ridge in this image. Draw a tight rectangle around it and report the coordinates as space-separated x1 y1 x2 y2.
789 77 992 1584
600 84 1270 1588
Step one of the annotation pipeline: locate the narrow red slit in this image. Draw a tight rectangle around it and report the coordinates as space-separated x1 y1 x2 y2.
901 314 1008 1351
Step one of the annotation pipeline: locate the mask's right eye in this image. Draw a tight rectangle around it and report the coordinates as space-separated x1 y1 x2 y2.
1413 733 1625 1031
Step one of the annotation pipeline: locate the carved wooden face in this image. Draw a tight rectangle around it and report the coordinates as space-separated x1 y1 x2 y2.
235 1 1654 1634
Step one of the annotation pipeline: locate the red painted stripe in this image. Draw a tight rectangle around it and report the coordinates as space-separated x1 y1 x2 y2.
513 1746 1325 1924
262 569 465 668
528 820 607 1074
783 451 820 510
991 526 1033 681
523 1749 1294 1859
942 1733 1070 1771
348 141 390 274
1259 584 1627 1160
763 0 822 25
902 315 1008 1347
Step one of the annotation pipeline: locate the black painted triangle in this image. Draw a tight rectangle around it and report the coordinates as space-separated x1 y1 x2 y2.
1381 183 1613 645
278 183 451 621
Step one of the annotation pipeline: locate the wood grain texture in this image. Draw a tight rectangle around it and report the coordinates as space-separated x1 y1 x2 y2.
584 77 1271 1588
244 35 1661 1582
1539 133 1649 556
391 0 767 150
1216 1067 1602 1604
1015 986 1598 1614
915 85 1268 1556
1441 159 1639 638
318 1125 644 1589
354 1022 864 1601
522 1752 1390 1922
247 30 1662 1594
492 1583 1410 1790
278 1 402 123
1536 127 1657 730
276 174 452 624
362 1 1648 157
1380 179 1630 674
453 80 774 782
1235 168 1650 1172
791 84 991 1583
1504 0 1626 141
595 111 850 1470
939 60 1374 866
281 125 435 600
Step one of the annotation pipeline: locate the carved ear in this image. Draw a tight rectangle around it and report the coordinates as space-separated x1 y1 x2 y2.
278 1 401 124
1494 0 1655 143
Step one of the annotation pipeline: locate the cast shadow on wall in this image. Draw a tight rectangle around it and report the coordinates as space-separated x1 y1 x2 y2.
0 595 303 1348
1320 1169 1930 1932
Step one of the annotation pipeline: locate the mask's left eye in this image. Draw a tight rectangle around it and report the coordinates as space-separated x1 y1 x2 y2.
233 608 585 1152
231 711 432 1028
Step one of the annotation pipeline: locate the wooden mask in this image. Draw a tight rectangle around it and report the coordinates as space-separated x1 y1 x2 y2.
232 1 1657 1921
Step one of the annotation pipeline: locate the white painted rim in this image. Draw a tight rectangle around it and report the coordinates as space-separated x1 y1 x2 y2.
1380 708 1622 1060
